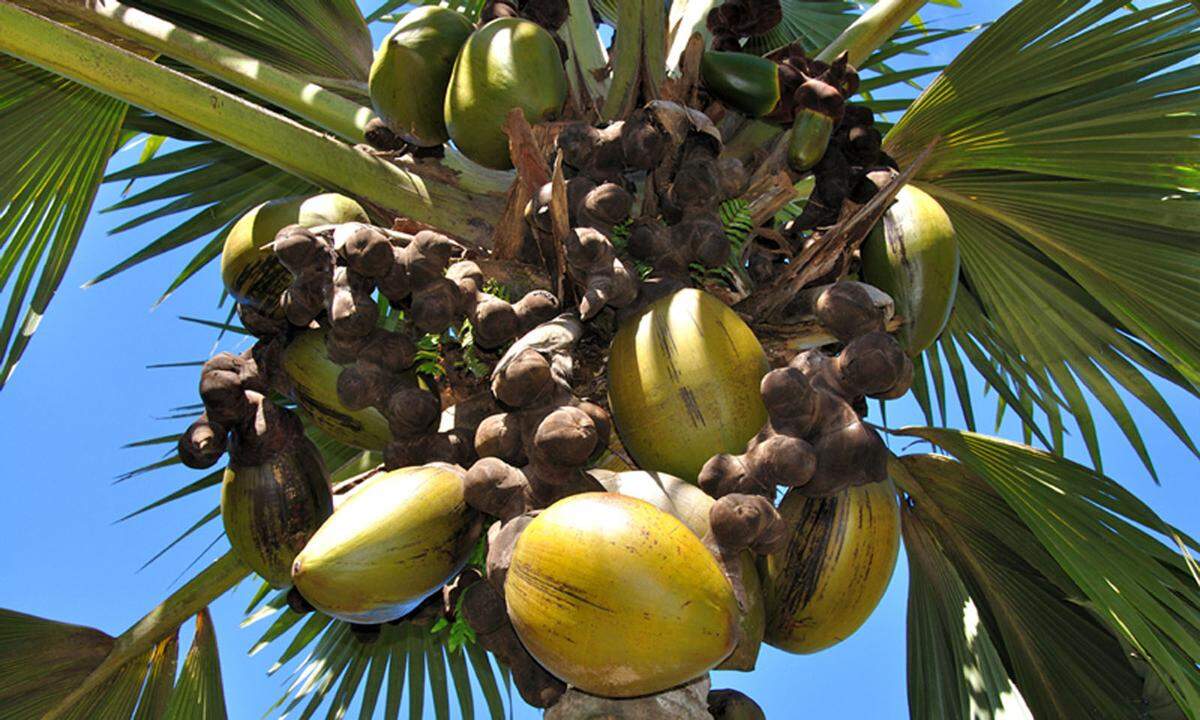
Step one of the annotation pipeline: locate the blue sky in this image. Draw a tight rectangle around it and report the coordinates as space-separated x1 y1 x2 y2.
1 1 1198 718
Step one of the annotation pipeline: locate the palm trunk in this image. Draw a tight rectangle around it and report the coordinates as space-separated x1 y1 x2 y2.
0 1 507 246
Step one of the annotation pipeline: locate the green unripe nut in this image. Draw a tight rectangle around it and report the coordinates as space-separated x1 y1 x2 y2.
444 18 568 170
369 6 474 147
699 51 781 118
861 184 959 355
787 108 834 173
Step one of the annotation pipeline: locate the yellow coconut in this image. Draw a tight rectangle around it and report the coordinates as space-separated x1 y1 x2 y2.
220 193 368 315
291 464 480 623
281 329 394 450
607 288 770 483
221 436 332 588
761 479 901 653
506 493 739 697
589 469 766 670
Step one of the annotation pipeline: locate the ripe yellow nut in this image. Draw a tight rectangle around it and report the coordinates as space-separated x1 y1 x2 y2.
292 465 480 624
762 478 901 653
607 288 770 483
506 493 739 697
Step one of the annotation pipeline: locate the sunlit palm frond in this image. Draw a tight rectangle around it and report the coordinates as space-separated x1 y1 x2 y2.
367 0 489 24
0 57 129 389
893 428 1200 717
126 0 372 82
885 0 1200 474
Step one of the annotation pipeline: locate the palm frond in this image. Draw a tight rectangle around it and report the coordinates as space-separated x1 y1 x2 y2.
0 607 230 720
125 0 373 82
885 0 1200 473
245 603 509 720
0 57 129 389
893 428 1200 717
367 0 489 24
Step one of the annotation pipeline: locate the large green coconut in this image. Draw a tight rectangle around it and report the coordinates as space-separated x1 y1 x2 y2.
861 184 959 355
369 6 474 146
220 193 368 316
443 18 568 170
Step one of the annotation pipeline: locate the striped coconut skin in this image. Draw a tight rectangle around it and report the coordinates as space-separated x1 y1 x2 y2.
220 193 368 316
861 183 959 355
761 478 901 653
590 469 766 671
291 465 480 624
607 289 770 484
281 329 394 450
505 493 739 698
221 435 333 588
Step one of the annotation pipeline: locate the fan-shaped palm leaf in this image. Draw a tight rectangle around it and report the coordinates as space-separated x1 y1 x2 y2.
885 0 1200 472
892 428 1200 717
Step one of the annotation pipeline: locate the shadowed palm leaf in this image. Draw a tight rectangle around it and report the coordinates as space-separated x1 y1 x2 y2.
893 429 1200 717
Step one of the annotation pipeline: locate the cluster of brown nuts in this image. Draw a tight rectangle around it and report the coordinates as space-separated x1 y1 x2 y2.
530 100 750 319
700 281 913 502
482 0 568 30
243 222 561 469
452 317 611 707
178 347 306 469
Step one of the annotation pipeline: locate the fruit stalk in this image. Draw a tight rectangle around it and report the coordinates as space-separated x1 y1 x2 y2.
0 2 505 245
601 0 665 120
42 551 249 720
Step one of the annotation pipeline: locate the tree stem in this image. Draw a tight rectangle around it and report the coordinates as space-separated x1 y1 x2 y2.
818 0 931 66
601 0 665 121
42 551 249 720
0 2 505 245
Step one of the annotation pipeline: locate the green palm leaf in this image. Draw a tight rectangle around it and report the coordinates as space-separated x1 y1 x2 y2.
244 608 509 720
0 57 129 389
0 607 231 720
885 0 1200 472
126 0 372 82
893 428 1200 717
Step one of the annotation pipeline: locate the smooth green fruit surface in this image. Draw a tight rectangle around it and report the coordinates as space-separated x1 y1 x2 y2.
788 108 834 173
506 493 738 698
444 18 568 169
220 194 368 315
370 6 474 146
291 465 479 624
221 437 333 588
861 184 959 355
700 51 781 118
607 289 770 483
281 329 394 450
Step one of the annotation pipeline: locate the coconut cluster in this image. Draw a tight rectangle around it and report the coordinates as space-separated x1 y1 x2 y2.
533 100 750 318
179 347 306 469
239 221 561 469
700 281 913 499
454 317 612 707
